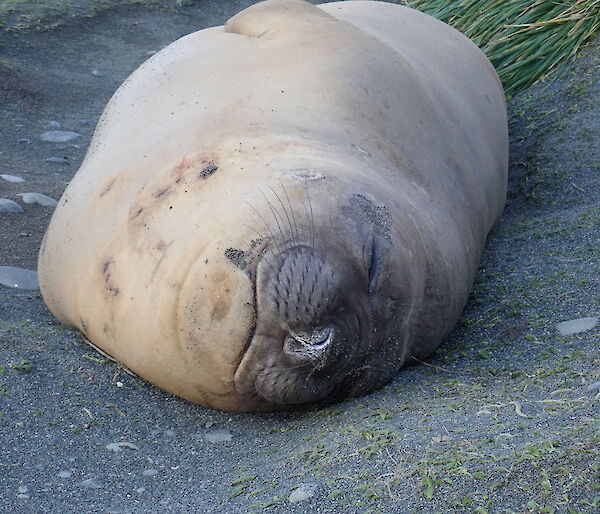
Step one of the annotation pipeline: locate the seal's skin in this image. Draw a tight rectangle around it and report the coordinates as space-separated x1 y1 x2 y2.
38 0 508 411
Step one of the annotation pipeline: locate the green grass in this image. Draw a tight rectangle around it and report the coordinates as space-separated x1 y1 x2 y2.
409 0 600 97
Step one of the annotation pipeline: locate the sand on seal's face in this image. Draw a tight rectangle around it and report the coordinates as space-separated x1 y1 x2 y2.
37 0 507 412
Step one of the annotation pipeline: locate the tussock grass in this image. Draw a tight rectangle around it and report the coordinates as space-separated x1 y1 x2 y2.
409 0 600 97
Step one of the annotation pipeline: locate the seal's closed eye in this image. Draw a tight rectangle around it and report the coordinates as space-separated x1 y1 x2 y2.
365 233 388 296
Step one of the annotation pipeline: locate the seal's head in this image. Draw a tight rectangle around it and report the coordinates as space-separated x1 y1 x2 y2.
234 236 375 405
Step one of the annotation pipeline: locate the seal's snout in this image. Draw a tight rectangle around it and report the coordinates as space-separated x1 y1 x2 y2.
233 241 369 406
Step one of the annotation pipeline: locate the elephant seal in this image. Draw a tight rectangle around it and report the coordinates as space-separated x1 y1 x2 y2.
38 0 508 411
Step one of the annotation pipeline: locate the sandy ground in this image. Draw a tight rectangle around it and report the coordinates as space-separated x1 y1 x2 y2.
0 1 598 512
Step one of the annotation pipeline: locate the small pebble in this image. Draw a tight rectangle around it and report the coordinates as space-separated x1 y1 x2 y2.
136 487 146 493
91 69 104 77
18 486 28 494
17 494 30 499
586 381 600 392
496 433 515 439
17 192 58 207
48 121 61 129
18 138 30 143
288 483 318 503
205 429 233 443
106 442 139 453
0 198 24 213
57 470 72 479
80 478 103 489
116 381 124 388
0 266 39 290
556 317 598 336
0 174 25 183
40 130 81 143
46 157 69 164
142 469 159 477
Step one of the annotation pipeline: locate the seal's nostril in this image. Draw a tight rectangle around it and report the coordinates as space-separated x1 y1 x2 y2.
285 325 334 356
306 325 334 348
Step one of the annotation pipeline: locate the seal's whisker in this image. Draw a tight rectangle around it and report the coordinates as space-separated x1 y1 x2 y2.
260 189 288 250
246 200 277 244
269 185 296 243
241 224 277 272
242 223 267 242
298 194 312 248
303 183 316 249
244 201 281 275
325 197 334 261
279 180 300 241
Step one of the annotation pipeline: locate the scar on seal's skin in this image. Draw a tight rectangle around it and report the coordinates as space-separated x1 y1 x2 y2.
99 178 117 198
130 207 144 220
102 260 112 276
150 240 174 282
175 156 193 183
153 187 170 199
102 260 120 296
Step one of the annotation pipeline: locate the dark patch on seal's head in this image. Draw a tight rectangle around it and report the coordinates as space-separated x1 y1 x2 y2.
224 247 247 271
199 163 218 178
225 238 270 279
347 193 392 242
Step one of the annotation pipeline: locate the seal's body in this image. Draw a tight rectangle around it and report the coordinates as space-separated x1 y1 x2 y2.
38 0 507 411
